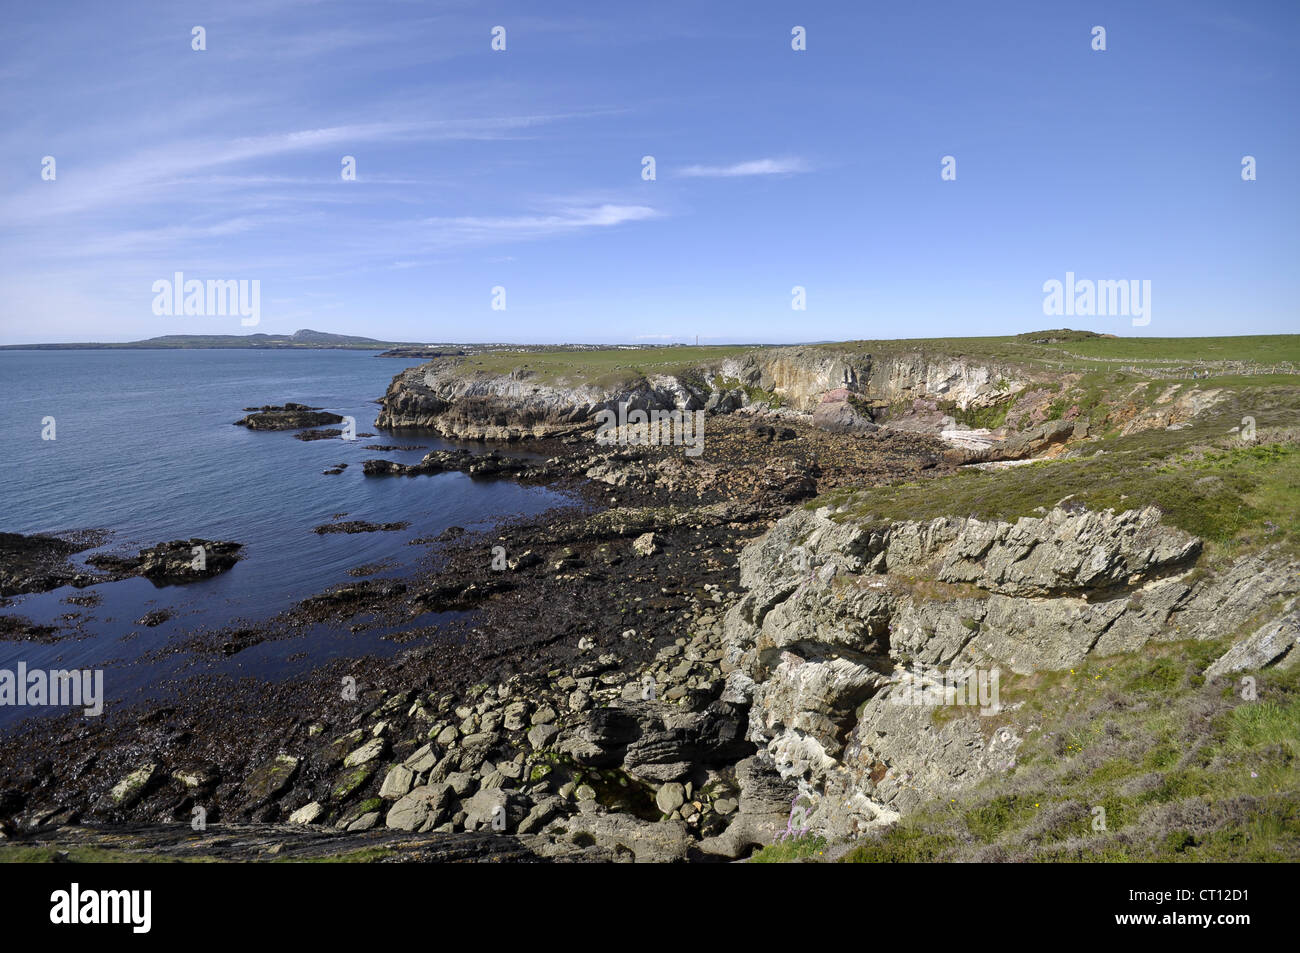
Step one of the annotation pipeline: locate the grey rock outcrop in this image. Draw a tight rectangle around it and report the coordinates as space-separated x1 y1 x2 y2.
235 403 343 431
375 359 710 440
811 388 877 434
559 700 753 782
1000 418 1075 459
699 753 799 858
551 813 693 862
373 347 1040 447
1204 600 1300 679
721 502 1299 839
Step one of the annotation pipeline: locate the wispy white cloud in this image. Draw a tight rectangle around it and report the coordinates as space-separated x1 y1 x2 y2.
168 173 430 188
421 204 660 243
4 113 607 223
677 157 810 178
70 218 264 256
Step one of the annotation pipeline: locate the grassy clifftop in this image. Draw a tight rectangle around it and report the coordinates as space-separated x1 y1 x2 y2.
433 332 1298 388
444 345 753 389
755 341 1300 864
817 376 1299 559
832 635 1300 862
818 331 1300 371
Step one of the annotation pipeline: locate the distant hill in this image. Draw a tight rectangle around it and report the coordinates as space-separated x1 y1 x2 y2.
1013 329 1118 344
0 329 419 350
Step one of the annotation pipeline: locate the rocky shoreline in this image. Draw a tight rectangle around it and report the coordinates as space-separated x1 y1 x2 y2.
1 534 243 602
0 536 244 644
2 342 1296 862
0 411 954 859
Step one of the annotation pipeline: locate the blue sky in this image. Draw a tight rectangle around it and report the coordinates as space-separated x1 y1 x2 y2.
1 0 1297 344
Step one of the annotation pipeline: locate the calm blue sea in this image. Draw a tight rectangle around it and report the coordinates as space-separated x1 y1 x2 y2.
0 349 568 725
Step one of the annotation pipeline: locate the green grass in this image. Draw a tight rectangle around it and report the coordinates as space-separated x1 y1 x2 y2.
963 793 1042 840
818 422 1300 557
1122 656 1187 694
815 332 1300 373
435 334 1300 392
0 845 202 862
839 639 1300 863
839 826 957 862
1223 700 1300 755
1031 334 1300 366
713 374 788 408
941 399 1010 429
750 833 828 863
448 345 754 389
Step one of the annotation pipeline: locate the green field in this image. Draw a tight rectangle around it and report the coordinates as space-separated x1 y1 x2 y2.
818 374 1300 558
451 345 754 388
442 333 1299 388
816 332 1300 373
1028 334 1300 366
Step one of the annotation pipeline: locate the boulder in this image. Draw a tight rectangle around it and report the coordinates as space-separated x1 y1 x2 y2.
462 788 529 833
105 763 159 809
621 702 754 782
811 389 877 434
379 764 415 800
385 784 454 832
288 801 324 824
705 388 745 414
342 737 387 768
87 539 243 584
527 724 561 750
242 754 299 806
655 782 686 814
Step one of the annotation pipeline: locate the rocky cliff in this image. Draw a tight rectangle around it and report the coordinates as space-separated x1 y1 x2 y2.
719 348 1029 413
718 503 1299 839
375 346 1040 447
375 358 711 440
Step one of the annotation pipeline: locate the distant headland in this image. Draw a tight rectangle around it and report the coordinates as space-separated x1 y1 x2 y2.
0 328 414 351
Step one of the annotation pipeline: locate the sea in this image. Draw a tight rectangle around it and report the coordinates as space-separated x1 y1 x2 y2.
0 349 570 726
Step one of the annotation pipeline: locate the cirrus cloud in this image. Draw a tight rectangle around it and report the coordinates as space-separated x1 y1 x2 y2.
677 157 810 178
421 203 660 244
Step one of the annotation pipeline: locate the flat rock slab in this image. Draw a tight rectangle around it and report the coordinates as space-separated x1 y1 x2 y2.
4 823 598 863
